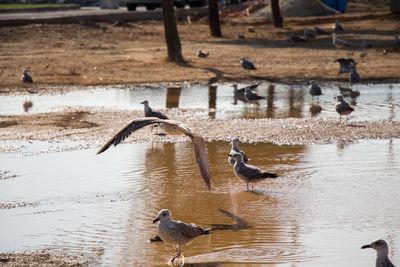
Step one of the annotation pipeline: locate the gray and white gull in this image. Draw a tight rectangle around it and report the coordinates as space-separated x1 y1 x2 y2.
361 239 395 267
240 57 256 70
228 152 277 191
332 33 350 48
228 138 248 166
97 117 211 190
153 209 210 263
21 69 33 83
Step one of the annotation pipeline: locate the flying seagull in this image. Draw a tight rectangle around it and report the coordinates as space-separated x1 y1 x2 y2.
228 152 277 191
335 94 354 123
21 69 33 83
309 80 322 102
334 58 355 74
97 117 211 190
361 239 395 267
228 138 248 166
240 57 256 70
141 100 168 119
197 49 209 58
332 33 351 48
153 209 210 263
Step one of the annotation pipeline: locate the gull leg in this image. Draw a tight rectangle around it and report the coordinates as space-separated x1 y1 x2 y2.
246 182 249 191
171 245 182 263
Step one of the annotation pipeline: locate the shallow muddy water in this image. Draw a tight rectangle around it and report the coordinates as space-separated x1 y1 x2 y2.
1 83 399 122
0 139 399 266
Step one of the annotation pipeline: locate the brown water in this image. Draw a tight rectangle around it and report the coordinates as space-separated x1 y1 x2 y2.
0 140 399 266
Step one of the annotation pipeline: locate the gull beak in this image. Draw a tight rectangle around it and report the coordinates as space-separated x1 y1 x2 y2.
228 154 233 157
153 217 160 224
140 101 145 104
361 244 371 249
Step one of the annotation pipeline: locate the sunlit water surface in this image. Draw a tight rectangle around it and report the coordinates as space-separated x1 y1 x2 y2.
1 83 399 121
0 140 399 266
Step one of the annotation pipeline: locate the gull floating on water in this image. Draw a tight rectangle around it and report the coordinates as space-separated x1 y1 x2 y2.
228 138 248 166
244 86 264 101
228 153 277 191
334 19 344 32
361 239 395 267
314 26 329 35
21 69 33 83
335 94 354 123
141 100 168 119
97 117 211 190
197 49 209 58
304 28 316 39
153 209 210 263
240 57 256 70
308 80 322 102
334 58 355 74
332 33 350 48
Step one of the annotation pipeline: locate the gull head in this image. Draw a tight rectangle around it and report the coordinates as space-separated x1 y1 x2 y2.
308 80 317 85
331 32 337 38
228 152 244 163
232 84 238 89
153 209 171 223
335 94 344 101
140 100 149 106
361 239 389 255
22 69 30 75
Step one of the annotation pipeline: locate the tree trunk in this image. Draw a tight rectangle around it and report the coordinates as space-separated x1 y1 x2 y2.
161 0 184 62
271 0 283 28
208 0 222 37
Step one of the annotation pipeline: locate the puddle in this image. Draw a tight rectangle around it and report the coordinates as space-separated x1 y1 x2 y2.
1 83 399 121
0 140 399 266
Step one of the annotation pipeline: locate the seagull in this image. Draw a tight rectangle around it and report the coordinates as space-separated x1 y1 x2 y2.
244 86 264 101
21 69 33 83
361 239 395 267
236 32 245 39
335 94 354 123
332 33 351 48
314 26 329 35
240 57 256 70
141 100 168 119
308 80 322 102
304 28 316 39
334 58 355 74
286 34 307 43
197 49 209 58
228 152 277 191
228 138 248 166
334 19 344 32
232 84 258 98
97 117 211 190
361 40 372 49
349 64 360 85
394 35 400 46
153 209 210 263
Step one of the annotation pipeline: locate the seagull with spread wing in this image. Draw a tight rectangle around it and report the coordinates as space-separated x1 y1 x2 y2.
97 117 210 190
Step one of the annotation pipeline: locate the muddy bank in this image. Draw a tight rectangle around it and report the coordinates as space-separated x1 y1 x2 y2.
0 250 89 266
1 108 399 148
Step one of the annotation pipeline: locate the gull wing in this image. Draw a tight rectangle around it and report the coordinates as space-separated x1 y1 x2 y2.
174 221 205 239
96 117 164 154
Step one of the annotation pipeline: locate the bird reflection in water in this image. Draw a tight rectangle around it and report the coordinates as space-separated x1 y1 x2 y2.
208 85 217 119
23 100 33 113
309 104 322 117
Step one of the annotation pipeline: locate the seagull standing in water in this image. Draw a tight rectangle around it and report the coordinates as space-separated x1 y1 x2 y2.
228 138 248 166
21 69 33 83
153 209 210 263
349 64 360 87
97 117 211 190
361 239 395 267
228 153 277 191
308 80 322 102
244 86 264 102
332 33 351 48
240 57 256 70
335 94 354 123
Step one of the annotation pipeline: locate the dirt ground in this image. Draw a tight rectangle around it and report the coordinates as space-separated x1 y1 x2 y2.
1 3 400 265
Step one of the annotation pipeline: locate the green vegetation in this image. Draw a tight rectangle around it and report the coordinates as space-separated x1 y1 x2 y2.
0 4 76 9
